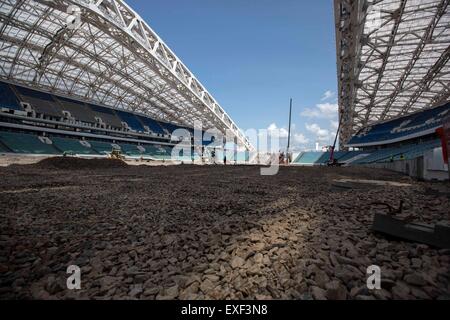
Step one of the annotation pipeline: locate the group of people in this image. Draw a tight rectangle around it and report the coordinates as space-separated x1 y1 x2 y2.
278 151 292 165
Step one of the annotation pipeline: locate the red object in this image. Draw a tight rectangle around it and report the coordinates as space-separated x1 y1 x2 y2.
329 146 335 164
436 125 449 165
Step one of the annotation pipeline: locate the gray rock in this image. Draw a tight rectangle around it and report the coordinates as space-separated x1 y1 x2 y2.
200 279 215 294
230 256 245 269
404 273 427 286
311 286 327 300
392 282 411 299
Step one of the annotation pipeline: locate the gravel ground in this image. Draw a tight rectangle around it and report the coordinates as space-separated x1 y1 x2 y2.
0 160 449 300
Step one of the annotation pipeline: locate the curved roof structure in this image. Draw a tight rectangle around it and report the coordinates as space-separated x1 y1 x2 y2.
0 0 254 150
335 0 450 146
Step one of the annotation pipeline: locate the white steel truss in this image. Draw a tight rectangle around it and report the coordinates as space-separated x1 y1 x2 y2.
0 0 254 151
335 0 450 146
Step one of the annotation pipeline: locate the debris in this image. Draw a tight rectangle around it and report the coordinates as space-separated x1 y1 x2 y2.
372 213 450 249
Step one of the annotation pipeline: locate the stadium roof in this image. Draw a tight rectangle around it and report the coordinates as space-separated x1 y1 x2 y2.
0 0 254 151
335 0 450 146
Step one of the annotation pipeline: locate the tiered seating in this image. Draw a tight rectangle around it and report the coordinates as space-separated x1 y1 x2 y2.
352 147 401 164
115 110 145 132
14 85 63 118
315 151 349 164
51 137 98 155
136 116 166 135
0 141 11 152
172 148 202 161
88 140 116 155
0 82 23 111
391 140 441 162
404 106 449 132
143 144 173 159
0 131 60 154
351 142 439 164
293 152 324 165
56 97 97 124
88 104 123 128
119 143 144 156
349 102 449 146
1 81 203 142
159 122 187 136
337 151 368 163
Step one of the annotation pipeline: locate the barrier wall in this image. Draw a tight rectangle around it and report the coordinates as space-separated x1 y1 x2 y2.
365 148 448 181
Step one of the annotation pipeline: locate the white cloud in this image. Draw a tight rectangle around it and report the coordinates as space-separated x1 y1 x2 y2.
301 102 338 119
321 90 335 101
306 123 334 143
267 123 289 139
293 133 309 144
259 123 310 152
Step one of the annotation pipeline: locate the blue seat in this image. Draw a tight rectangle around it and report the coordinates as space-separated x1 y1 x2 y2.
0 82 23 111
293 152 324 165
0 131 60 154
159 122 189 136
143 144 173 159
56 97 97 124
88 140 116 154
51 137 98 155
352 140 441 164
115 110 145 132
338 151 367 163
0 141 11 153
88 104 123 128
348 102 450 146
14 84 62 117
136 116 166 135
119 143 144 156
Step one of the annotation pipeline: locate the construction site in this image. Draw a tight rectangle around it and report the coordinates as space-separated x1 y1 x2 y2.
0 0 449 301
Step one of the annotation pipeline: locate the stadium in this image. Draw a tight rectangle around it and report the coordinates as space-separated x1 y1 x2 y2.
0 0 449 302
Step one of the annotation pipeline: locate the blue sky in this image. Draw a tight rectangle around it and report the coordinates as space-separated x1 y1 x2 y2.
126 0 339 151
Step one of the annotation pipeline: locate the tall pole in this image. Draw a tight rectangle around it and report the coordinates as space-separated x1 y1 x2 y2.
329 113 342 165
287 98 293 164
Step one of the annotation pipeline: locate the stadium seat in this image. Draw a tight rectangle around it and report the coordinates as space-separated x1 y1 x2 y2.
351 140 441 164
143 144 173 160
0 131 60 154
88 104 123 128
136 116 166 135
0 82 23 111
115 110 146 132
337 151 368 163
118 143 145 156
14 85 63 118
88 140 116 155
50 137 99 155
391 140 441 162
293 152 324 165
0 141 11 153
56 97 97 124
349 102 450 146
159 122 188 136
314 151 349 164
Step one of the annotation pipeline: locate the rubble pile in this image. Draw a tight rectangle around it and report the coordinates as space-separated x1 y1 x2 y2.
0 165 449 300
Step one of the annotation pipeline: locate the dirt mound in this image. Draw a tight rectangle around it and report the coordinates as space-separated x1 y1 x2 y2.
34 157 128 170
